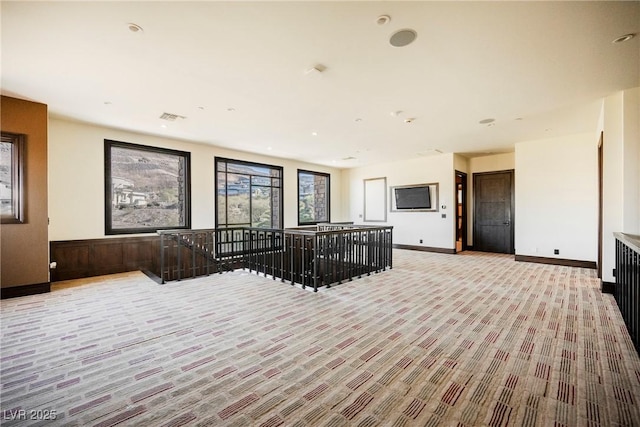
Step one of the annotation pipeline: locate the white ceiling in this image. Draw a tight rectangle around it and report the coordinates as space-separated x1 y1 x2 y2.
2 1 639 168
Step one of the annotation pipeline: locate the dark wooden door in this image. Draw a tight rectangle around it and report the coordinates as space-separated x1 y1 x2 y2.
455 171 468 253
473 170 514 254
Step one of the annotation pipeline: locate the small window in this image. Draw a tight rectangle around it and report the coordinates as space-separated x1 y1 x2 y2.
0 132 25 224
104 140 191 234
298 170 330 225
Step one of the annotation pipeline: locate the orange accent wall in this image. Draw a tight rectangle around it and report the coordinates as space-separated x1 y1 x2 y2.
1 96 49 288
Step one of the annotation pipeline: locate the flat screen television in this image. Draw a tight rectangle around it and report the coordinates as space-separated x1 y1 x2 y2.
394 186 431 210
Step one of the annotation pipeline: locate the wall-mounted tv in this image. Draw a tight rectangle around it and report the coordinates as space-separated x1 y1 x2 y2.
394 186 431 210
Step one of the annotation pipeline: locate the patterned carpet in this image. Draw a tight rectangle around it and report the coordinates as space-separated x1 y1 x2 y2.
1 250 639 426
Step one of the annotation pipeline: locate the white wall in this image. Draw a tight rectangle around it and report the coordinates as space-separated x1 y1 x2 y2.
453 153 469 174
468 152 514 174
623 87 639 234
342 153 456 249
48 118 343 241
600 87 640 283
515 133 598 261
602 92 624 281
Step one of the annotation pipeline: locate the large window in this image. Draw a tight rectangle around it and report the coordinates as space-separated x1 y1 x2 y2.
104 140 191 234
215 157 283 229
298 169 330 225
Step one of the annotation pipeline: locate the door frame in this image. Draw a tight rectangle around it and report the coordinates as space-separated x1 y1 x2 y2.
472 169 515 254
455 170 468 253
597 132 603 279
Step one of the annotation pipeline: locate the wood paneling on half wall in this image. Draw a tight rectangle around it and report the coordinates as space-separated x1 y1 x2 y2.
50 236 160 281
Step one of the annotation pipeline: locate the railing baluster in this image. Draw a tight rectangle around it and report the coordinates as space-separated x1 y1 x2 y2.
350 231 355 280
292 235 298 287
263 231 267 277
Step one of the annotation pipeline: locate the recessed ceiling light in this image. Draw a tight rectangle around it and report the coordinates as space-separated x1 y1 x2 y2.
390 110 403 117
227 107 235 112
479 118 495 124
305 64 327 77
127 23 143 33
376 15 391 26
390 29 417 47
311 132 318 136
267 147 272 151
160 124 167 128
515 117 523 121
355 118 363 122
198 106 205 110
104 101 112 105
612 33 635 43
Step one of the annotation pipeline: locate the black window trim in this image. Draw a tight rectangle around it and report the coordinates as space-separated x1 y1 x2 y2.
104 139 191 235
0 131 26 224
297 169 331 226
215 156 284 229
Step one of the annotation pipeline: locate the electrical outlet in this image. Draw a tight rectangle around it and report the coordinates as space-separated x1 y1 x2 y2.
554 249 559 255
419 239 423 244
441 214 446 218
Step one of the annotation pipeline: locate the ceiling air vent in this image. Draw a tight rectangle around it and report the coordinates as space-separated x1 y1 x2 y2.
342 156 357 161
159 112 186 121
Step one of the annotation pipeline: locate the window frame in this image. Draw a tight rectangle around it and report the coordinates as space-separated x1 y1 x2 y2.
297 169 331 226
0 131 26 224
104 139 191 235
215 157 284 229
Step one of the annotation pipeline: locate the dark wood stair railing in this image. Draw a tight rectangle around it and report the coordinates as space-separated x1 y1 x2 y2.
614 233 640 354
157 228 249 283
158 224 393 291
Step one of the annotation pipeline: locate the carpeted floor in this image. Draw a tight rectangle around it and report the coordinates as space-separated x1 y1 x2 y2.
1 250 639 426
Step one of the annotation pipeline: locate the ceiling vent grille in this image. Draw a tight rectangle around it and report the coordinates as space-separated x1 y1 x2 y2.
159 112 186 121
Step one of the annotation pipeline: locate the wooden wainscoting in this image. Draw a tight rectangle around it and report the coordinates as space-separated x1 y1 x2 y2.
514 255 597 269
50 236 161 282
392 244 456 254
